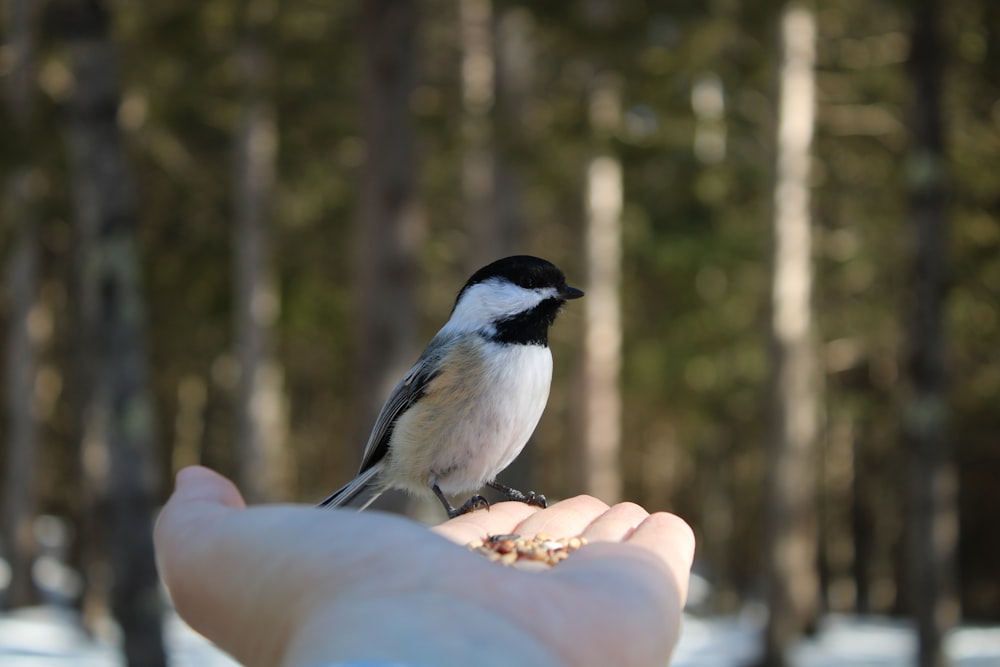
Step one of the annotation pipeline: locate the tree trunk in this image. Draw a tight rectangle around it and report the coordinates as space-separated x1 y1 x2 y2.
763 5 820 665
491 6 529 256
1 209 41 611
354 0 421 511
903 0 959 664
460 0 497 271
852 422 874 614
580 74 623 504
61 1 166 664
1 0 41 611
233 1 289 504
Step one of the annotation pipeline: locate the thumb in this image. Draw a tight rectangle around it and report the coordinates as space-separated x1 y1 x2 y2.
170 465 247 510
154 466 246 606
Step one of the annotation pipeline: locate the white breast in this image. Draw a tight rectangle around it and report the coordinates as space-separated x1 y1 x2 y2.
447 343 553 492
383 338 553 496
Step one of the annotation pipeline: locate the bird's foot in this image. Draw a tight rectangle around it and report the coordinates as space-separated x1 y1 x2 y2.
447 494 491 518
520 490 547 508
486 481 548 508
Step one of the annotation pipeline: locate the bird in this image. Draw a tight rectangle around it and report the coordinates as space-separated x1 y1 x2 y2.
318 255 583 518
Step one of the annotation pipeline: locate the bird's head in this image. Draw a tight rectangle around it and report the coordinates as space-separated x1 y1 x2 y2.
443 255 584 345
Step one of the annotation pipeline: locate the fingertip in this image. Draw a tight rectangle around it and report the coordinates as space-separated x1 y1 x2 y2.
559 494 612 511
630 512 696 569
657 512 696 557
174 466 246 509
543 494 612 519
610 500 648 514
580 501 650 543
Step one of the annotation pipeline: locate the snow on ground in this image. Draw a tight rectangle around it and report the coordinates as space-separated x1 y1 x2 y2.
0 606 238 667
672 612 1000 667
1 605 999 666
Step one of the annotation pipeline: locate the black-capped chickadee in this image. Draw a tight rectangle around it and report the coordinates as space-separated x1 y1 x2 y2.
318 255 583 518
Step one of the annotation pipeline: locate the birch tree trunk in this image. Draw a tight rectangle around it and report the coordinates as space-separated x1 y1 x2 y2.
62 1 166 664
233 1 289 504
580 75 623 504
904 0 959 663
763 5 820 665
1 0 41 610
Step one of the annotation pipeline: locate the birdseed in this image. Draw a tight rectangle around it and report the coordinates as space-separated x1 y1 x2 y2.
467 532 588 567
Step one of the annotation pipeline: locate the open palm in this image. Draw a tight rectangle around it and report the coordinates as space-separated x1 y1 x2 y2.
154 466 694 667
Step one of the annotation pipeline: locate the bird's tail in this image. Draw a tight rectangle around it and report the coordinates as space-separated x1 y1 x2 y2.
316 466 383 510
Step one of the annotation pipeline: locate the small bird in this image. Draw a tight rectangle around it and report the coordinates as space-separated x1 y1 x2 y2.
318 255 583 518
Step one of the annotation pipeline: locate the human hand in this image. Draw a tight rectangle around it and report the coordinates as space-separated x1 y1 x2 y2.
154 466 695 667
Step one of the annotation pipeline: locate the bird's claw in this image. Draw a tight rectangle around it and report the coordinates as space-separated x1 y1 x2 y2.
522 491 547 508
448 494 491 518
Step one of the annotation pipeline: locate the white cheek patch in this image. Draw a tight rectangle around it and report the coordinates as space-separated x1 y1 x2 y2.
442 280 558 335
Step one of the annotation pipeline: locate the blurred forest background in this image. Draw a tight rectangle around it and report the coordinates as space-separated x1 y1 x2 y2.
1 0 998 665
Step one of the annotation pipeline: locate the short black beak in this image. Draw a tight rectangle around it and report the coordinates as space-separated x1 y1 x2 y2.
559 285 584 300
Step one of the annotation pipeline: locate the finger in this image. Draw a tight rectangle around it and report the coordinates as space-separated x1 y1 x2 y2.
626 512 696 577
552 538 688 663
433 501 540 544
433 495 612 544
579 502 650 543
510 495 611 538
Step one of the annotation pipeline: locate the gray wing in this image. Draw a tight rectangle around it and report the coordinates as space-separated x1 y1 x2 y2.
356 351 442 475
